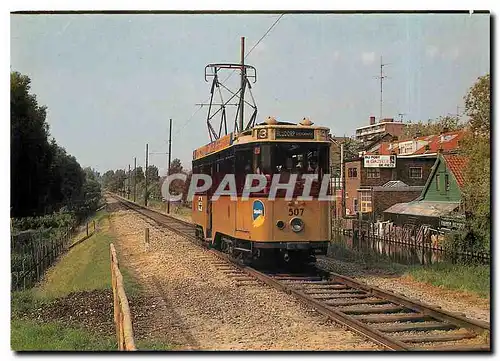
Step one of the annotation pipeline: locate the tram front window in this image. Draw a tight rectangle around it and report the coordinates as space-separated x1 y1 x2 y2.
272 143 328 177
254 143 329 179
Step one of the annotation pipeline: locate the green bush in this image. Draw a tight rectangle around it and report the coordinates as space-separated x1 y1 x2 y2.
442 229 489 261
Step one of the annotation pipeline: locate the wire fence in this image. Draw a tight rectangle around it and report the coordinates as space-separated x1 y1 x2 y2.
11 226 73 291
11 220 97 291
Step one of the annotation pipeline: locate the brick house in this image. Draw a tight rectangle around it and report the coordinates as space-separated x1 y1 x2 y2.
343 155 435 218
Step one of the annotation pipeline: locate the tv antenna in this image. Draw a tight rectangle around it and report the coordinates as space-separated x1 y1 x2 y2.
202 37 258 142
374 56 390 121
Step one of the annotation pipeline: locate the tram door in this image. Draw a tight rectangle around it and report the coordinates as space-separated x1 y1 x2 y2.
207 198 212 238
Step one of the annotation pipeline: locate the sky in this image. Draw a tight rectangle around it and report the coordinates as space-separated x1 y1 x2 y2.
10 12 490 175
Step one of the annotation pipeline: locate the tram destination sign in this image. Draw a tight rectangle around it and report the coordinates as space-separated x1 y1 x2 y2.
364 155 396 168
275 128 315 139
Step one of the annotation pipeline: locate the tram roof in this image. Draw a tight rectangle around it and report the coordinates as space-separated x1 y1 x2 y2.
193 123 331 161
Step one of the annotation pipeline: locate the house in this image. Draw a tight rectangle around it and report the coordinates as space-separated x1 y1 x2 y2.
342 155 436 218
355 116 406 143
383 153 468 228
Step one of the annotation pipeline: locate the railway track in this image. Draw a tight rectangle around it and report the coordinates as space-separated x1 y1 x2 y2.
109 193 490 351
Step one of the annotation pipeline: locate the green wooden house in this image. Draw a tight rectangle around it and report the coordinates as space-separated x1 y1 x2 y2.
383 153 467 227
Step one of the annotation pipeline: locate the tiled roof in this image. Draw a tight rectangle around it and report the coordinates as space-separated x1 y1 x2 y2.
366 130 465 156
412 131 465 155
443 154 468 189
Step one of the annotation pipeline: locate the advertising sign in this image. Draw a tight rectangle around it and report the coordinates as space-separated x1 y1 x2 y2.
364 155 396 168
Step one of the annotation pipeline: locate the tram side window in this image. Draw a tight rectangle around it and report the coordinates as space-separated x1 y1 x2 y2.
235 148 253 194
214 150 234 191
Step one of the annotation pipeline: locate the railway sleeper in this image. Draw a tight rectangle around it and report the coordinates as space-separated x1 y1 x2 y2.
299 284 349 290
310 293 371 300
395 331 477 343
375 321 457 333
325 298 389 306
411 344 490 352
273 276 323 281
339 305 408 314
352 312 432 323
304 288 363 295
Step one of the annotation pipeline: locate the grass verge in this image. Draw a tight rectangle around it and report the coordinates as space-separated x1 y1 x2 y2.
36 217 139 299
406 262 490 299
11 319 116 351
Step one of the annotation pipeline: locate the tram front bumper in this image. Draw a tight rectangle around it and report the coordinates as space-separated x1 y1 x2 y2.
252 241 329 253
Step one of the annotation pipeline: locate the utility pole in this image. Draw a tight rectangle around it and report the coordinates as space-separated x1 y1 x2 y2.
128 164 131 199
340 143 345 218
167 118 173 214
133 157 137 202
145 143 149 207
239 36 245 134
374 56 389 121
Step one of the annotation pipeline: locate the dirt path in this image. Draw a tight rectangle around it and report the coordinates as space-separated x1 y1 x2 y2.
107 199 380 351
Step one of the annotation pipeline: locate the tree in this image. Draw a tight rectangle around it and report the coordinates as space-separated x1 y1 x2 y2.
146 165 160 183
11 71 54 216
11 71 99 219
461 74 490 250
342 138 363 161
135 166 145 183
182 170 193 204
402 115 464 140
168 158 183 175
102 170 115 189
165 159 186 197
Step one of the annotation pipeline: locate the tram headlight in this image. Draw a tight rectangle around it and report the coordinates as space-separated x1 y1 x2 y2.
290 218 304 233
276 220 285 230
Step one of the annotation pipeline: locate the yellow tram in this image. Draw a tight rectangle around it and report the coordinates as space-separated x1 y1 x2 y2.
191 116 332 264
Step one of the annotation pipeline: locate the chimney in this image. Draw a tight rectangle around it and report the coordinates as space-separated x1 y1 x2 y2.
369 116 375 125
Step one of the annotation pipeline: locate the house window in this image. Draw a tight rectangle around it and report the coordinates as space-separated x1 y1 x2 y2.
436 174 440 191
445 174 450 191
366 168 380 179
353 198 358 212
348 167 358 178
360 192 372 213
409 167 423 179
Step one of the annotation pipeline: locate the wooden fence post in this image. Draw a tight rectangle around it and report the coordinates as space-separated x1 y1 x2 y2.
86 222 89 237
144 228 150 251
